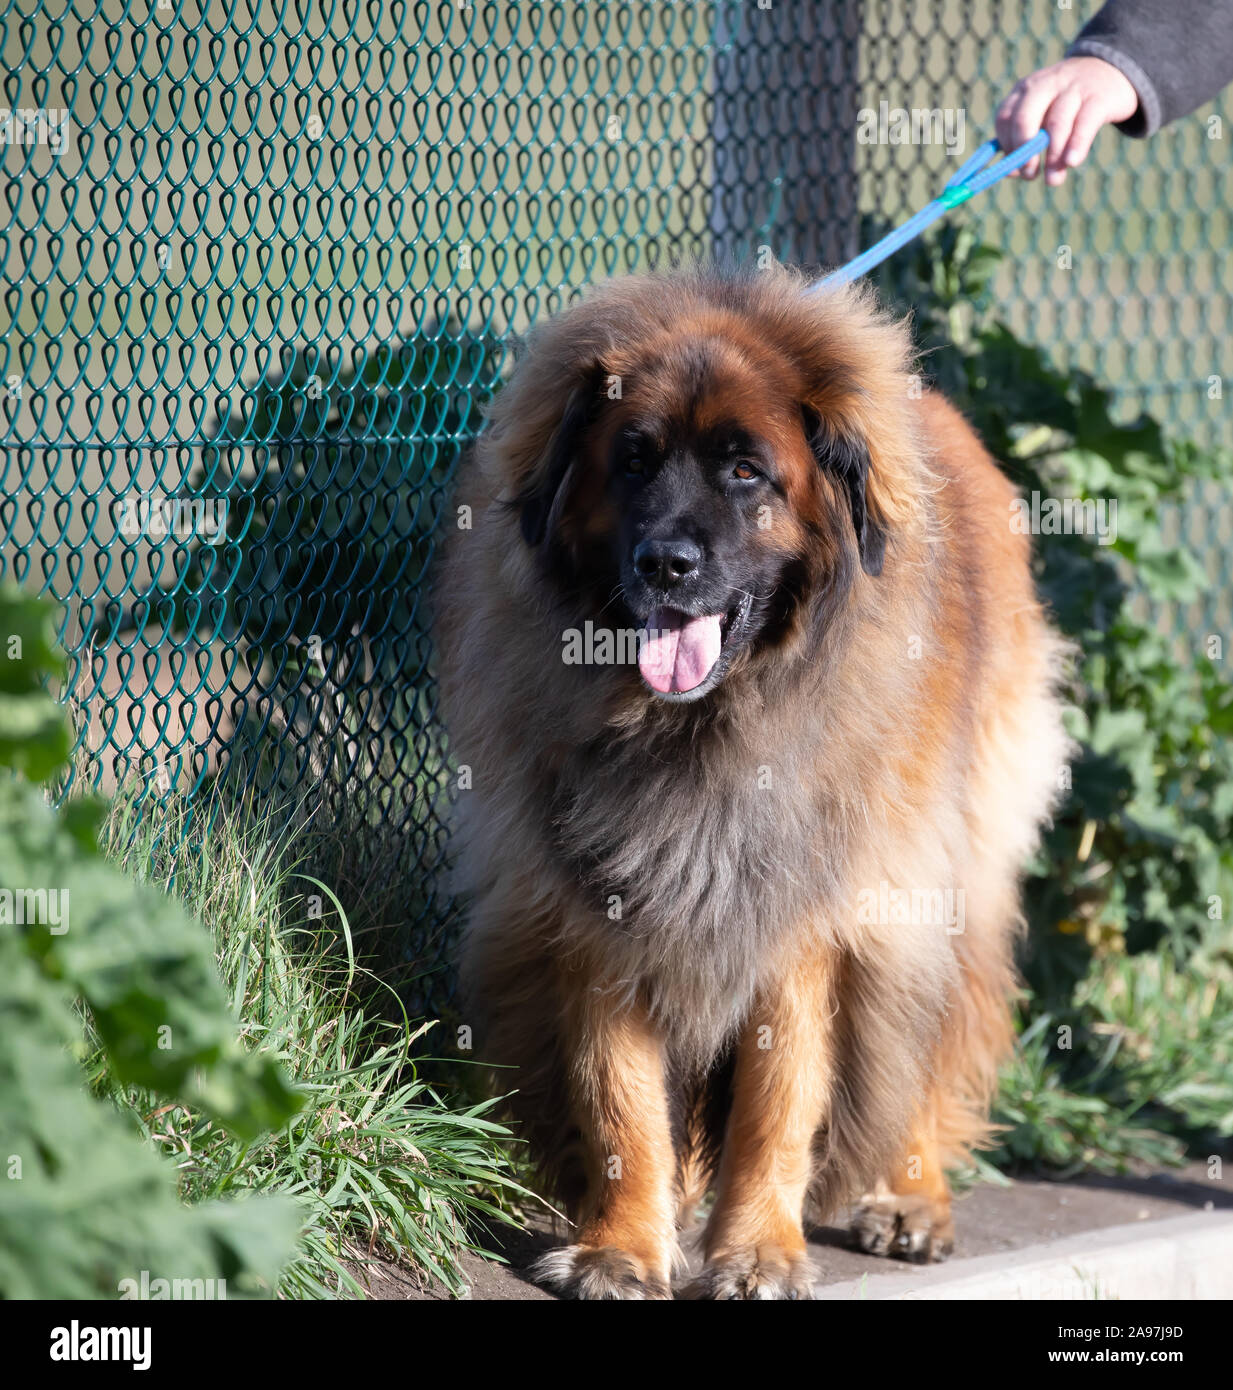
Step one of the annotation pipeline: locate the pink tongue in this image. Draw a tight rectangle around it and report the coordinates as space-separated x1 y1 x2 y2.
638 608 723 694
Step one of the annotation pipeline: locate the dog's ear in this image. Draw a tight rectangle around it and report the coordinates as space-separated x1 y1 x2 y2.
518 369 604 548
803 407 886 577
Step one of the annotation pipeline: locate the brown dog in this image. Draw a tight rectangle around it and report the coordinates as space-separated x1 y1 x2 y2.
434 266 1069 1299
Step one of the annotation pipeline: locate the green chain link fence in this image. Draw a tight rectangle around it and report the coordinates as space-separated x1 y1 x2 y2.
3 1 1230 986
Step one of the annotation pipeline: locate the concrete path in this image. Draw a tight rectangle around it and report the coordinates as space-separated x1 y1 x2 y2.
354 1161 1233 1300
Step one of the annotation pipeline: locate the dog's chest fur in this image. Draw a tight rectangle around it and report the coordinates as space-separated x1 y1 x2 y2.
535 695 858 1040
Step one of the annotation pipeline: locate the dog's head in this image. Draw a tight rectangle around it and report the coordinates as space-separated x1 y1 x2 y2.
492 268 921 702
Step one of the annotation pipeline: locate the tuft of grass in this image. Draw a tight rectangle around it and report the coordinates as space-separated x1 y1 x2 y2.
91 784 533 1298
1076 952 1233 1138
991 1013 1185 1177
990 953 1233 1176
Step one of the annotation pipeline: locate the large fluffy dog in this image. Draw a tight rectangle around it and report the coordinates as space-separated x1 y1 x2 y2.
435 266 1069 1299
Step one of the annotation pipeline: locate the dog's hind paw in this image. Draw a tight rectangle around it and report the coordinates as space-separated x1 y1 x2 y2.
850 1190 954 1264
530 1244 672 1300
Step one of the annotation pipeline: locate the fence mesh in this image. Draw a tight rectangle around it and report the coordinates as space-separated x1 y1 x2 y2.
4 1 1230 985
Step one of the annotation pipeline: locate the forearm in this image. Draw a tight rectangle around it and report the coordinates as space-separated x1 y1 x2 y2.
1067 0 1233 136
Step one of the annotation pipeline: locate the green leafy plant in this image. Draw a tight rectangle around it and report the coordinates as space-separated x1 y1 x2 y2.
0 585 304 1298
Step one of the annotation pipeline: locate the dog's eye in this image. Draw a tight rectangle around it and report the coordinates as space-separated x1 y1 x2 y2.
626 456 645 475
732 461 759 481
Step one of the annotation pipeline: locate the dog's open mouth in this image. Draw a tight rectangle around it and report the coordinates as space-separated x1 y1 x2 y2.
637 594 752 697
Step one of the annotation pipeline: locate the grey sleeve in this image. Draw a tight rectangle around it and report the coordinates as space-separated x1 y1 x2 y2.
1065 0 1233 137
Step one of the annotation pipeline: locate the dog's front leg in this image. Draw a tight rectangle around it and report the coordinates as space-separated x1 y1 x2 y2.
688 955 835 1300
533 979 677 1299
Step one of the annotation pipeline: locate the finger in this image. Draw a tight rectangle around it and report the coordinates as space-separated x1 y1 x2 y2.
1042 89 1082 185
1001 76 1058 180
1061 101 1109 168
995 94 1024 176
1001 91 1041 179
995 84 1027 152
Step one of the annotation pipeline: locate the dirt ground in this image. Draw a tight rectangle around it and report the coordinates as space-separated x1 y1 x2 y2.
345 1160 1233 1300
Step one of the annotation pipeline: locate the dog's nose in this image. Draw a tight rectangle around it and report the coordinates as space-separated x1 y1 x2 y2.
633 537 702 589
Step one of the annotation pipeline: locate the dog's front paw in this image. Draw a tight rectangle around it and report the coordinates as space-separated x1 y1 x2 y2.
850 1190 954 1263
685 1245 815 1300
531 1244 672 1300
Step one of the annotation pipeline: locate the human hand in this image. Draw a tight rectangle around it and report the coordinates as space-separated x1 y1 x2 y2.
996 56 1140 185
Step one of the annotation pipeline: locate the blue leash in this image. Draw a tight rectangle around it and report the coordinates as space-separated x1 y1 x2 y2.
806 131 1050 293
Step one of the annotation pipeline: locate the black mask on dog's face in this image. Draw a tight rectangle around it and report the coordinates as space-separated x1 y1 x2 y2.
518 366 883 702
603 418 792 700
